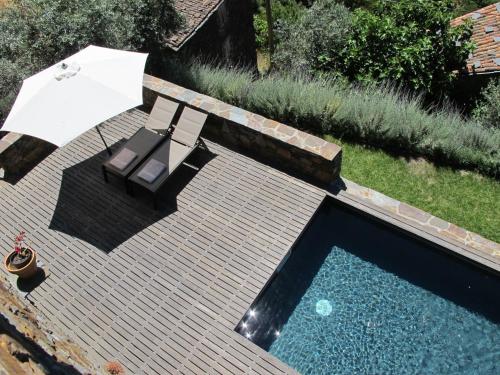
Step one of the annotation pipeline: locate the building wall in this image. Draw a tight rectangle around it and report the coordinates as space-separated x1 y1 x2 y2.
451 73 499 113
179 0 257 67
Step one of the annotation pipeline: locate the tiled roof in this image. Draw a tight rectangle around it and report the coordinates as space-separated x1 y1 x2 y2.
451 3 500 74
165 0 225 50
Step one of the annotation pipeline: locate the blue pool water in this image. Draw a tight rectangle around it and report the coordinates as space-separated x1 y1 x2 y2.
237 202 500 375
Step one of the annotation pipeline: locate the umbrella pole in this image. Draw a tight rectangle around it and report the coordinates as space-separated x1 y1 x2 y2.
96 126 112 156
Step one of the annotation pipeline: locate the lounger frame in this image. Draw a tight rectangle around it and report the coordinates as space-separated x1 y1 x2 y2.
101 98 180 190
127 138 208 209
127 108 208 209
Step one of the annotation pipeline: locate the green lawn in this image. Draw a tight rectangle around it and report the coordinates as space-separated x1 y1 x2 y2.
325 135 500 243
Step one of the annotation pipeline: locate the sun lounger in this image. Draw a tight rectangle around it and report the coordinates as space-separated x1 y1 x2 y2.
101 97 180 187
145 96 180 134
127 107 208 208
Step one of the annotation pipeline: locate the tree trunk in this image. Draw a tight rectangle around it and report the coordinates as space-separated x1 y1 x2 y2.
265 0 274 54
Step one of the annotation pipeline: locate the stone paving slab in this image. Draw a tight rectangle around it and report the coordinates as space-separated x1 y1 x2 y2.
338 178 500 270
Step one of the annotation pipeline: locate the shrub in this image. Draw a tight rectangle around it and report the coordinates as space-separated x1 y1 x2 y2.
254 11 269 50
272 0 474 98
344 0 474 96
253 0 305 51
335 0 378 10
472 78 500 130
0 0 182 123
0 59 23 123
273 0 352 74
165 61 500 177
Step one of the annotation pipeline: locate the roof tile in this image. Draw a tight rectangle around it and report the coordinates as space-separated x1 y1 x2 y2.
452 3 500 74
165 0 225 50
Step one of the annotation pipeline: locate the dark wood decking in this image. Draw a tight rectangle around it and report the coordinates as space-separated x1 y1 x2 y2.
0 109 325 374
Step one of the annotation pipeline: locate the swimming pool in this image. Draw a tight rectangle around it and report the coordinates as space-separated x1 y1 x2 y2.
237 201 500 375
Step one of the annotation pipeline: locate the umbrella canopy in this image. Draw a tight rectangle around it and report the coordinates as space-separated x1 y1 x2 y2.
1 45 148 147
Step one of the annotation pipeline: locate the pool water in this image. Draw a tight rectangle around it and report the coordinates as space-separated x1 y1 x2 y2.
237 202 500 375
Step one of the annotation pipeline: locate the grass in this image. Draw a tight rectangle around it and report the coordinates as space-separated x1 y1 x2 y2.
165 61 500 242
166 62 500 178
325 135 500 243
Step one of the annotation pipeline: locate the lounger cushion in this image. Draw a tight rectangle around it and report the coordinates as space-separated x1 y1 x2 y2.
137 159 166 183
171 108 208 147
108 148 137 171
166 141 191 174
145 97 179 133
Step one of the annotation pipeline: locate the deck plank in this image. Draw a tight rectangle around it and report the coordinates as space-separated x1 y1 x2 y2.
0 109 320 374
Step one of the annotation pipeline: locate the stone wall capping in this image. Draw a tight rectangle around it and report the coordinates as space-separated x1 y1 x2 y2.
0 133 24 160
143 74 342 184
336 178 500 273
0 132 55 183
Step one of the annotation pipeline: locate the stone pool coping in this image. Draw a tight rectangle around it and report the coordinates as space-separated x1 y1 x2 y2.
331 178 500 274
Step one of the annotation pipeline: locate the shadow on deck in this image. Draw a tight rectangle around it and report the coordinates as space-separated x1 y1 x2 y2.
49 140 214 253
0 109 324 374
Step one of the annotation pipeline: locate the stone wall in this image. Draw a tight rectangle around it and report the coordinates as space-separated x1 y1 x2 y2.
143 74 342 185
0 133 55 183
177 0 257 67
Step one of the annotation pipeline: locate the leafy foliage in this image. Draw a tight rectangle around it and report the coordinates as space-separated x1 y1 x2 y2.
253 0 305 50
165 61 500 177
273 0 352 75
0 0 182 123
254 10 269 50
272 0 474 97
472 78 500 129
344 0 474 95
335 0 378 10
0 59 23 123
452 0 497 16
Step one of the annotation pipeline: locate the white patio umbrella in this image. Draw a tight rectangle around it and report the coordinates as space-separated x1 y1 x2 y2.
1 45 148 154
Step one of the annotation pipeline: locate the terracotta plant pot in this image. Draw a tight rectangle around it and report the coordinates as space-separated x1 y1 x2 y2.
4 249 38 279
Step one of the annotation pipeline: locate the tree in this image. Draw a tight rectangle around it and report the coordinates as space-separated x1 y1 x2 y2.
253 0 305 52
342 0 474 96
0 0 182 123
265 0 274 54
453 0 497 16
273 0 353 75
472 78 500 129
336 0 378 10
273 0 474 97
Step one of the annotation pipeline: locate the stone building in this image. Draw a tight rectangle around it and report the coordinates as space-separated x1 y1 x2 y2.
165 0 256 67
451 3 499 107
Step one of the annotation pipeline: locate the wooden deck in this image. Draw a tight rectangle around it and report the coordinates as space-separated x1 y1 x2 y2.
0 109 325 374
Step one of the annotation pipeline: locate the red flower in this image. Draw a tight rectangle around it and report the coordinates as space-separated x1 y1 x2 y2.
15 231 26 243
13 231 27 253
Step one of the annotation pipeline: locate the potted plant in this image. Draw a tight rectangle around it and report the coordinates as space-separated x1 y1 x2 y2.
104 361 125 375
3 231 38 279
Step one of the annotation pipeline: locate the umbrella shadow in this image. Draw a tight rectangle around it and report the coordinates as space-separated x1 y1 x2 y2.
49 140 214 253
